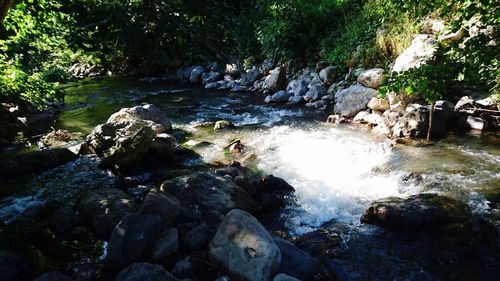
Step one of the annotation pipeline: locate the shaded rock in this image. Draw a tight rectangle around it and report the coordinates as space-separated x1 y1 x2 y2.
189 66 206 84
77 188 136 238
286 79 309 96
49 207 78 235
367 97 390 112
266 91 293 103
287 96 305 106
107 104 172 132
214 120 235 130
295 229 343 258
108 214 162 264
334 84 376 117
147 133 177 160
256 175 295 193
114 263 178 281
304 84 327 102
205 81 224 89
274 274 300 281
0 250 33 281
34 271 73 281
171 256 206 280
140 188 180 228
209 209 281 281
315 61 329 72
0 105 21 148
240 67 261 87
215 167 240 178
183 223 214 251
388 110 427 138
260 59 276 76
357 68 386 89
152 228 179 259
305 100 327 109
160 172 260 214
263 67 287 92
319 66 338 84
360 193 469 231
0 148 77 179
274 237 320 280
202 71 222 85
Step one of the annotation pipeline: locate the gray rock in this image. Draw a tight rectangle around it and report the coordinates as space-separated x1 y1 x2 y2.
184 223 214 251
263 67 287 91
148 133 177 159
305 100 327 109
357 68 386 89
274 237 320 280
367 97 390 112
201 71 222 85
260 59 276 76
334 84 376 117
273 274 300 281
114 263 178 281
160 172 260 214
240 67 261 87
304 84 327 102
152 228 179 259
360 193 469 231
140 188 180 228
392 35 437 73
209 209 281 281
465 116 485 131
107 104 172 132
34 271 73 281
287 96 305 106
108 214 162 264
77 188 136 238
189 66 206 84
266 91 293 103
205 81 224 89
214 120 235 130
319 66 338 84
286 79 309 96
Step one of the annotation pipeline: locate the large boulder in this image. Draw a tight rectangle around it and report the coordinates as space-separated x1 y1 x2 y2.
201 71 222 85
265 91 293 103
189 66 206 84
263 67 287 92
274 237 320 280
304 84 327 102
389 35 437 109
392 35 437 73
209 209 281 281
240 67 261 87
334 84 376 117
160 172 260 214
139 188 180 228
77 188 136 238
385 110 427 138
152 228 179 259
367 97 390 112
114 263 178 281
357 68 386 89
319 66 338 84
360 193 469 231
286 79 309 96
107 104 172 131
107 214 162 264
0 148 77 179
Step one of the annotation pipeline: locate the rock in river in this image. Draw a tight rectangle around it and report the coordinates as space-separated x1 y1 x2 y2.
114 263 178 281
360 193 469 231
209 209 281 281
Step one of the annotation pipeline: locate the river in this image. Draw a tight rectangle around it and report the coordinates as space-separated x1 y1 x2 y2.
2 77 500 280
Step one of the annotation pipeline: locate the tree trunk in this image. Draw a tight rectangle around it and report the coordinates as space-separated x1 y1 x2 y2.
427 101 435 141
0 0 14 24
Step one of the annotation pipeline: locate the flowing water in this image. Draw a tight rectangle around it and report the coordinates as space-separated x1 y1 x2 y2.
2 77 500 280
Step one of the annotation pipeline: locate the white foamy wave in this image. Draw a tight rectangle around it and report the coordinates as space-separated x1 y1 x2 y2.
246 125 416 231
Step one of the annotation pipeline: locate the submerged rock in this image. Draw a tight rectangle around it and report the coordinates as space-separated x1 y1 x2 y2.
360 193 469 231
274 237 320 280
0 148 77 179
209 209 281 281
38 129 82 149
114 263 178 281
